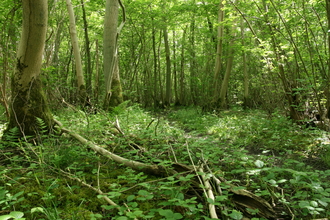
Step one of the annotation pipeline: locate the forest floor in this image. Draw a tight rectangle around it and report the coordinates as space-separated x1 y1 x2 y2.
1 104 330 220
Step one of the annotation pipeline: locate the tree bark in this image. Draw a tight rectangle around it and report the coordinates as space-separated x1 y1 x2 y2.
103 0 124 109
164 26 172 106
241 18 250 109
212 1 225 105
81 0 93 95
6 0 53 137
66 0 86 104
325 0 330 118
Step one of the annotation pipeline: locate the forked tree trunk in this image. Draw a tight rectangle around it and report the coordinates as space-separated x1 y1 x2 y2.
7 0 53 137
66 0 87 104
103 0 124 109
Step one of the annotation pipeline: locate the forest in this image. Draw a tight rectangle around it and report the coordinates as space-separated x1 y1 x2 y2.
1 0 330 219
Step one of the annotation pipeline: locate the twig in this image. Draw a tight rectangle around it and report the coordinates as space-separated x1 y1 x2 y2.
185 142 218 218
146 119 155 130
198 167 218 219
114 116 125 135
169 142 178 163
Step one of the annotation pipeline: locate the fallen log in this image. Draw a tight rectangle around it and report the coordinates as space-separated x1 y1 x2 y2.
54 119 276 219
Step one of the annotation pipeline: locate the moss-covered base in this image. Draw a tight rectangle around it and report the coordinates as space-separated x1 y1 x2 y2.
104 78 123 109
6 76 54 137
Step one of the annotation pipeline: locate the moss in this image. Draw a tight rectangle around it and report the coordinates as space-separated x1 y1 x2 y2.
109 78 123 107
6 74 54 137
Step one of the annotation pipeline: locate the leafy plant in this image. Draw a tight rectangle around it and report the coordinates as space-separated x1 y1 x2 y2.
0 211 25 220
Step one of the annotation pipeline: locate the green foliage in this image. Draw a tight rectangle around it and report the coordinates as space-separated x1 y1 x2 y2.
1 106 330 219
0 211 25 220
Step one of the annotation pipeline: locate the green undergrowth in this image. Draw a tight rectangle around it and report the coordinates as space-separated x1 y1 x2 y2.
1 104 330 219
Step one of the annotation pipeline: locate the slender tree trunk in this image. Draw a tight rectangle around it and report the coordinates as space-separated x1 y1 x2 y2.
94 39 100 104
212 1 225 105
189 14 197 105
241 18 250 109
164 26 171 106
6 0 53 137
152 19 159 108
81 0 92 96
325 0 330 118
66 0 86 104
180 27 187 105
173 30 178 105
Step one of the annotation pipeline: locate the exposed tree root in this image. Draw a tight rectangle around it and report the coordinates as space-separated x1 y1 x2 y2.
54 119 277 219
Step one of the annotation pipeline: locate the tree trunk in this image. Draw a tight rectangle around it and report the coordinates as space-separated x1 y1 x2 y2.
173 30 178 105
212 1 225 105
81 0 93 96
241 18 250 109
219 44 235 109
325 0 330 118
103 0 124 109
180 27 187 105
94 39 100 104
6 0 53 137
189 14 197 105
66 0 86 104
152 19 160 108
164 26 172 106
108 58 124 107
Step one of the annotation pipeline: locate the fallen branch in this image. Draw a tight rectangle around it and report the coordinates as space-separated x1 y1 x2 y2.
54 119 173 177
54 119 276 219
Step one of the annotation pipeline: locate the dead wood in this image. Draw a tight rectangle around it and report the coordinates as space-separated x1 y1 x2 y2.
54 119 276 219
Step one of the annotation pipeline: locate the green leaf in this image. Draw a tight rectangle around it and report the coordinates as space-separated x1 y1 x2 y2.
268 179 277 185
138 190 149 196
116 217 128 220
228 210 243 220
9 212 24 219
277 179 287 183
31 207 44 214
127 195 135 202
0 215 14 220
254 160 264 168
310 201 318 207
317 199 328 207
207 198 215 204
158 209 183 219
298 201 309 208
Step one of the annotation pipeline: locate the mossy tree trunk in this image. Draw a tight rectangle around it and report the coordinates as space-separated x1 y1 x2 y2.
7 0 53 137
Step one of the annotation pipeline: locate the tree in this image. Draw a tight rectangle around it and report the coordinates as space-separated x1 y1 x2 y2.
212 1 225 105
81 0 93 96
163 24 172 106
325 0 330 118
66 0 87 104
6 0 53 136
103 0 124 109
